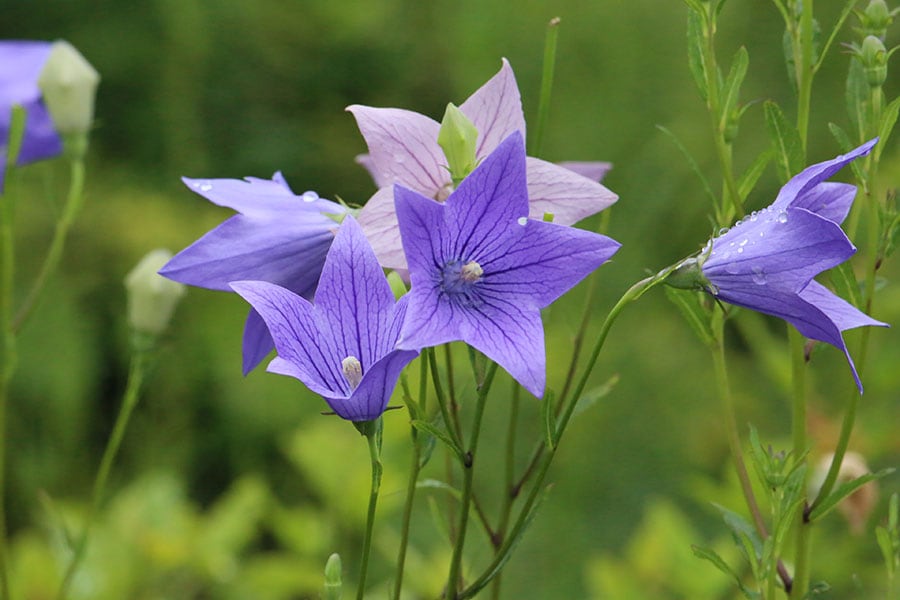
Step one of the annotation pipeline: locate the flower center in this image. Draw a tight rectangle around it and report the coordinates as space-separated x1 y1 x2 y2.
439 259 484 306
341 356 363 390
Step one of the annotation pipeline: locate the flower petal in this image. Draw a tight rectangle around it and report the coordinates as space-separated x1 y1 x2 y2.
181 175 341 217
704 207 855 292
525 157 618 225
459 58 527 160
358 186 407 270
771 139 876 212
556 160 612 182
355 153 392 188
231 280 347 396
483 218 621 308
242 308 275 375
799 280 888 331
791 181 856 224
314 216 398 369
330 347 418 421
346 105 446 194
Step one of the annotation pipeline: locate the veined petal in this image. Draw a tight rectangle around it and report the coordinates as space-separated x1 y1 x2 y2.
444 132 529 263
459 58 527 160
483 218 621 308
355 153 392 188
181 175 342 217
242 309 275 375
557 160 612 182
346 105 446 194
457 293 546 397
159 212 336 293
771 139 876 211
525 157 618 225
315 216 397 369
358 186 407 270
231 281 348 396
328 348 418 421
704 207 855 292
791 182 856 225
396 280 466 351
799 280 888 331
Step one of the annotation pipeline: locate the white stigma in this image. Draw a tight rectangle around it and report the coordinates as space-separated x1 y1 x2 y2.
460 260 484 283
341 356 363 390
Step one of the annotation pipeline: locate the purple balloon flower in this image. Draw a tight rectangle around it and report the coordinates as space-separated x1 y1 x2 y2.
348 58 617 271
394 131 621 398
160 173 347 373
231 216 418 422
1 41 64 190
700 139 887 392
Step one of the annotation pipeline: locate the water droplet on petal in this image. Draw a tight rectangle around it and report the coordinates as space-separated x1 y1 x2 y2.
302 191 319 203
752 266 767 285
736 247 744 254
394 154 406 164
776 210 788 224
517 217 528 226
739 238 749 247
726 262 740 274
199 182 213 192
718 227 730 235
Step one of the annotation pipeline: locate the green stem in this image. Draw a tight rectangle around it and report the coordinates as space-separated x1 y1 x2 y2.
13 155 85 334
795 0 814 155
446 361 497 599
428 348 461 450
529 17 561 158
56 334 152 599
356 419 383 600
0 106 28 600
789 327 810 599
490 383 521 600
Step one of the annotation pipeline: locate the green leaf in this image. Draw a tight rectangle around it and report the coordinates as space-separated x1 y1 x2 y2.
736 149 773 202
764 100 803 183
542 389 556 450
827 122 865 184
687 10 709 102
657 125 718 209
572 374 619 418
829 262 863 310
846 58 869 140
808 468 895 522
691 544 757 597
876 96 900 162
417 429 437 469
720 46 749 125
714 503 763 559
876 526 895 576
664 287 714 345
804 581 832 598
410 419 464 462
416 478 462 500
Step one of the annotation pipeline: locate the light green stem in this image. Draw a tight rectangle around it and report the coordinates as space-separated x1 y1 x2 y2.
529 17 561 158
356 419 383 600
490 383 520 600
56 334 152 599
789 327 810 599
445 361 497 599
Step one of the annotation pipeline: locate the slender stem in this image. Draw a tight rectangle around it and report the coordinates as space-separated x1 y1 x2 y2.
428 348 461 450
444 344 463 441
446 362 497 599
795 0 814 155
13 140 87 334
0 107 28 600
490 383 520 600
529 17 561 158
356 419 383 600
788 327 810 599
56 334 152 599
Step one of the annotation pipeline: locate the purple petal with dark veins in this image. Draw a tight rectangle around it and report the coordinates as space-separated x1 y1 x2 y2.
790 181 856 224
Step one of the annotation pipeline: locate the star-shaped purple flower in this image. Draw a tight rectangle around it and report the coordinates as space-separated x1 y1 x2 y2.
1 41 64 191
394 131 621 398
700 139 887 392
348 58 617 271
230 216 418 422
159 173 347 373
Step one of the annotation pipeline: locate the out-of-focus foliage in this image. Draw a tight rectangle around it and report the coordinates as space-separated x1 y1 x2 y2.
2 0 899 598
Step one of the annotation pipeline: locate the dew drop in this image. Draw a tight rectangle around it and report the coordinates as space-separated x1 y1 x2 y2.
739 238 749 247
517 216 528 226
736 247 744 254
200 183 213 192
751 266 767 285
718 227 730 235
726 262 740 274
394 154 406 164
776 210 788 224
302 191 319 203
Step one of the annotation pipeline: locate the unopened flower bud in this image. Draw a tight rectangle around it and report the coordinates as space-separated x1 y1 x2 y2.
126 249 185 335
37 40 99 136
323 553 342 600
859 35 889 88
437 103 479 185
860 0 895 40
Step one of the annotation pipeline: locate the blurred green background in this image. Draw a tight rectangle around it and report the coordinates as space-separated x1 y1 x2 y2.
3 0 899 598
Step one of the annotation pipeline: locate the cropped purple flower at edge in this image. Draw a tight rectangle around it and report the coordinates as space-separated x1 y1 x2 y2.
0 41 63 190
699 138 887 393
394 131 621 398
159 174 347 374
348 58 617 271
230 216 418 422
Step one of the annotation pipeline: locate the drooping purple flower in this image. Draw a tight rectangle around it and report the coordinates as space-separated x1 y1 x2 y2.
1 41 64 190
699 139 887 392
159 173 347 373
348 59 617 270
230 216 418 421
393 131 621 398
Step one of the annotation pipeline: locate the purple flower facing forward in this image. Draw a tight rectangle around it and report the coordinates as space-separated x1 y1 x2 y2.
231 217 418 422
1 41 63 190
348 58 617 270
159 173 347 373
698 139 887 392
394 132 621 398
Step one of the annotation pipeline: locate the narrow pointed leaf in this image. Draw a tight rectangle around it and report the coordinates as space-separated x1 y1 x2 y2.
664 287 714 345
720 46 749 124
736 149 773 202
809 468 895 522
846 59 869 140
692 545 759 599
714 503 763 559
876 96 900 162
829 262 863 311
764 100 803 183
827 122 865 184
686 10 709 101
542 390 556 450
657 125 717 207
416 478 462 500
572 374 620 418
410 420 464 462
875 526 894 575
